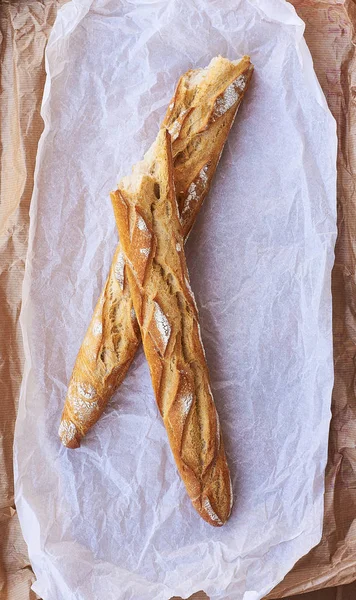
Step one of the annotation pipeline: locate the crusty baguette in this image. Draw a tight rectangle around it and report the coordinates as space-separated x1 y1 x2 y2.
59 56 253 448
111 128 232 526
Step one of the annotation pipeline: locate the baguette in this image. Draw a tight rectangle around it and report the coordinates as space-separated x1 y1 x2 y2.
111 128 232 526
59 56 253 449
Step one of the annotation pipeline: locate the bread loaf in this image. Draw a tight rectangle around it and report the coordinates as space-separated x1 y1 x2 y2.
59 56 253 448
111 128 232 526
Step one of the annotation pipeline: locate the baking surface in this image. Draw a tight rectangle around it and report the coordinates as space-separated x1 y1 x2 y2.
0 0 355 598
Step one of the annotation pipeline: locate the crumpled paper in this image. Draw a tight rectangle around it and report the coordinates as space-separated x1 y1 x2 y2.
13 0 337 599
0 2 65 599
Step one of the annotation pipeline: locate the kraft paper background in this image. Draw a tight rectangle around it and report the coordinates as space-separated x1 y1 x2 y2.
1 0 355 598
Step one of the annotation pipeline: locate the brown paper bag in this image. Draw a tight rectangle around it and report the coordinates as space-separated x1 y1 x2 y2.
1 1 356 598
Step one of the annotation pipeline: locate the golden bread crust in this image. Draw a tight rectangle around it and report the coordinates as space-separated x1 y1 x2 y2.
59 56 253 449
111 129 232 526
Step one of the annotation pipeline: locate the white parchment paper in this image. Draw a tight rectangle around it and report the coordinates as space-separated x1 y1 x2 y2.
14 0 337 598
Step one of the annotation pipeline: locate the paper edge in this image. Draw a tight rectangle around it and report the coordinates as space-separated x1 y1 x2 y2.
250 0 337 139
13 0 97 590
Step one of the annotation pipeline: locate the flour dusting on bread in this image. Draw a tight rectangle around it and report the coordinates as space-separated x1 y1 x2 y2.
58 420 78 447
203 497 223 526
137 215 148 232
77 382 96 399
153 300 171 350
71 397 99 423
181 392 194 417
180 164 210 227
114 251 125 290
213 74 246 118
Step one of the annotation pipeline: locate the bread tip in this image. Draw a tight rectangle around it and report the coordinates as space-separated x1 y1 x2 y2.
58 419 81 449
193 495 232 527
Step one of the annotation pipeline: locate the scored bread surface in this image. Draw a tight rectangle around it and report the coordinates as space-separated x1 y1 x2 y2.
59 56 253 449
112 128 232 526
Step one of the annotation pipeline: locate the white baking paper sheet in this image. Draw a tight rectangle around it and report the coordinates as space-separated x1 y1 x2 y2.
14 0 337 598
